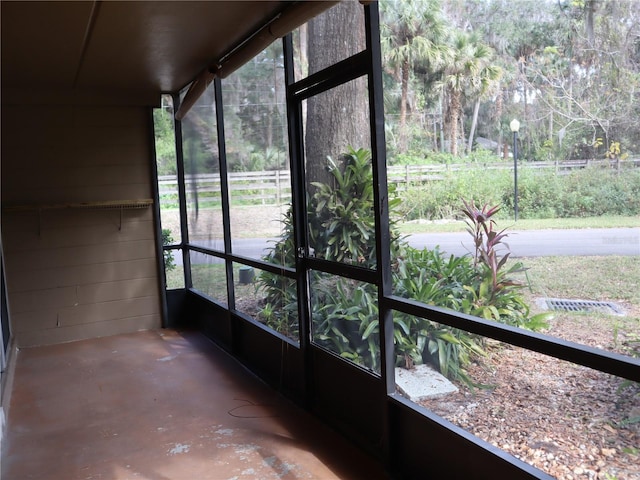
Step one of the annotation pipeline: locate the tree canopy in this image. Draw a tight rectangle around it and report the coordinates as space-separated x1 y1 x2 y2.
380 0 640 162
155 0 640 173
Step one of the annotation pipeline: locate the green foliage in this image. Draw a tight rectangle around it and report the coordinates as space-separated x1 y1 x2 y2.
222 42 288 173
162 229 176 272
257 273 299 340
510 167 640 219
380 0 640 168
425 152 459 165
257 206 298 340
398 166 640 222
398 168 511 220
390 201 549 383
230 146 288 172
309 148 386 266
392 247 484 382
153 104 178 176
389 153 428 166
312 277 381 371
467 149 503 164
389 149 503 167
258 149 546 385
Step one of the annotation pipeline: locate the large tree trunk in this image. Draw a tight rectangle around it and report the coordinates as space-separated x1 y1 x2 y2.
305 2 368 190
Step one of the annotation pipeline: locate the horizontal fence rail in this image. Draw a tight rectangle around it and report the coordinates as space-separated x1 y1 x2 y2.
158 158 639 206
159 170 292 206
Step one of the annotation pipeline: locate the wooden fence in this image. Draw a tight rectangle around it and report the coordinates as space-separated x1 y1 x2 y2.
158 158 639 206
158 170 292 206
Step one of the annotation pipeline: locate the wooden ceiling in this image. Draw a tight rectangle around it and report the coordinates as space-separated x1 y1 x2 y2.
1 1 291 99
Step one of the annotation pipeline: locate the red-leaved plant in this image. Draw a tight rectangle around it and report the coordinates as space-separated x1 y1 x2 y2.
461 199 512 290
460 199 550 331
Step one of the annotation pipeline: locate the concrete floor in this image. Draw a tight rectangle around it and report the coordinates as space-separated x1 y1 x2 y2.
2 329 390 479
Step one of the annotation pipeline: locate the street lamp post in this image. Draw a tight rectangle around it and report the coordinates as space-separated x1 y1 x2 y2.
510 119 520 221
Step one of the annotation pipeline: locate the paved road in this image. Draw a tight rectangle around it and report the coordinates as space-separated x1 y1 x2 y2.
407 227 640 258
203 227 638 261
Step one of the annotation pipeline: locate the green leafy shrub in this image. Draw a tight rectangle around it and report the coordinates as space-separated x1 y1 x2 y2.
162 229 176 272
312 277 381 371
390 153 431 166
467 149 503 164
390 201 549 384
258 149 549 384
308 148 383 266
257 207 298 339
392 247 483 382
398 169 510 221
399 166 640 221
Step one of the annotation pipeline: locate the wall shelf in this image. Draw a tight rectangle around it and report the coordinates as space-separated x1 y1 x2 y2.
2 199 153 213
2 199 153 233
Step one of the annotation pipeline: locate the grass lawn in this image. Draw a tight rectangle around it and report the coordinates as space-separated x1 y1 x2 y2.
513 255 639 353
516 255 640 305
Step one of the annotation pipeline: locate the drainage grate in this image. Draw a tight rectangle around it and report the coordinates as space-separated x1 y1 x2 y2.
542 298 625 315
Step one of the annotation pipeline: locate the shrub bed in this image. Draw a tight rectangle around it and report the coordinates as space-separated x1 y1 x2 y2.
259 149 549 385
398 166 640 221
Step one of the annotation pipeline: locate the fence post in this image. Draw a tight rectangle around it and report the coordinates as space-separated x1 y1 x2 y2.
276 170 281 204
405 165 410 190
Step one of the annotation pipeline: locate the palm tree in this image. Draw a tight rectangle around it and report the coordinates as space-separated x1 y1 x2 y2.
466 45 502 154
381 0 447 153
441 32 501 157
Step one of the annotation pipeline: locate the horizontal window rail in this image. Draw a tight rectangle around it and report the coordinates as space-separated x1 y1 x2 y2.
386 295 640 383
186 243 296 278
